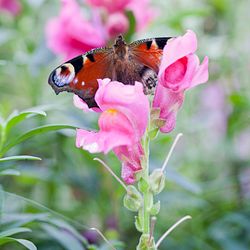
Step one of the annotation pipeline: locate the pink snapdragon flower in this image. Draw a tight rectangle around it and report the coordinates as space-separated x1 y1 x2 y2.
127 0 156 31
0 0 21 16
106 12 129 37
76 79 149 184
45 0 106 60
85 0 131 13
153 30 209 133
86 0 155 32
114 143 144 184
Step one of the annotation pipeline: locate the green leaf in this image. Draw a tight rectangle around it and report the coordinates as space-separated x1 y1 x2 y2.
41 224 85 250
13 238 37 250
0 227 31 238
0 186 4 215
0 155 41 162
47 218 88 246
5 110 46 134
0 169 20 176
0 237 37 250
1 124 76 155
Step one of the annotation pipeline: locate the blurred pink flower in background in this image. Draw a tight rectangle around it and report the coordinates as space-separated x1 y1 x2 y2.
45 0 106 60
46 0 156 58
0 0 21 16
127 0 156 31
200 83 229 136
106 12 129 37
153 30 209 133
86 0 155 32
234 128 250 161
76 79 149 184
86 0 131 13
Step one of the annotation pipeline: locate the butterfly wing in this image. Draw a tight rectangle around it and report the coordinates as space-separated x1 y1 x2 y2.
48 48 113 108
129 37 172 73
48 37 172 107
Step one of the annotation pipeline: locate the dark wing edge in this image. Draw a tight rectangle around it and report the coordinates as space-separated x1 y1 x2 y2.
129 37 172 50
48 47 112 108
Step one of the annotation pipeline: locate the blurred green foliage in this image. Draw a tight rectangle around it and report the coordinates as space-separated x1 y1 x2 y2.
0 0 250 249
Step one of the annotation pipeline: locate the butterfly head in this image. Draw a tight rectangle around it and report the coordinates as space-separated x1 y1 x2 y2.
114 35 127 59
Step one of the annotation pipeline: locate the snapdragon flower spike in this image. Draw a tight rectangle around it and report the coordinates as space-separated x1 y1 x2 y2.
76 79 150 184
153 30 209 133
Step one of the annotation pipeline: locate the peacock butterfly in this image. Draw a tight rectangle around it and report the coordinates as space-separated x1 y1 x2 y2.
48 35 171 108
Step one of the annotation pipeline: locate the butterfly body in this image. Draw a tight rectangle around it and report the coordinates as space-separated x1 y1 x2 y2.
48 35 171 108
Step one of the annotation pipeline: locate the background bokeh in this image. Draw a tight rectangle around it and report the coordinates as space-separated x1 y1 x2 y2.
0 0 250 249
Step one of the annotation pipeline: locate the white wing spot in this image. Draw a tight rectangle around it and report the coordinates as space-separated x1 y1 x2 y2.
152 39 158 49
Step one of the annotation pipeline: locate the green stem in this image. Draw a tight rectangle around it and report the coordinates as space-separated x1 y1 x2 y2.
142 131 150 235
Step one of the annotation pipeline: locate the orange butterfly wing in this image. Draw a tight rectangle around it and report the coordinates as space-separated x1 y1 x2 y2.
129 37 171 73
48 37 172 108
48 48 112 107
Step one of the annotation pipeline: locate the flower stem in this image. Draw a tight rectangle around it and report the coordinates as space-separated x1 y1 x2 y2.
143 128 150 235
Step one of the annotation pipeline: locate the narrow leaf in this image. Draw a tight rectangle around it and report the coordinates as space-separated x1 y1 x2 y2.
0 155 41 162
48 218 88 245
0 237 37 250
0 169 20 176
14 239 37 250
42 224 85 250
1 124 76 155
0 227 31 238
6 110 46 134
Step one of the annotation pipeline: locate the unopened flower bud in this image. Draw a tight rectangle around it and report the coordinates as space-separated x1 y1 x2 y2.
124 185 142 212
149 169 165 195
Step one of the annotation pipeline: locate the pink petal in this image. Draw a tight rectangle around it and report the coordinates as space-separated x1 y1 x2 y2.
127 0 157 31
121 162 137 184
153 84 184 133
190 56 209 88
114 143 143 184
76 129 101 153
95 79 149 139
106 12 129 38
45 0 106 60
76 108 136 154
73 95 101 112
85 0 131 13
161 54 200 92
0 0 21 15
159 30 198 78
